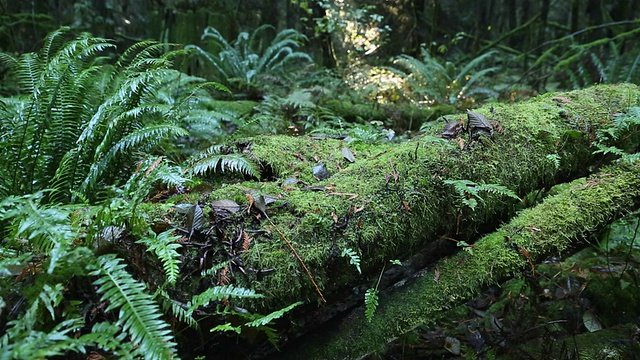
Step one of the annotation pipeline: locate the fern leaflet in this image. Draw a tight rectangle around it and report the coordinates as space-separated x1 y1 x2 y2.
364 288 379 323
137 229 182 284
90 254 176 360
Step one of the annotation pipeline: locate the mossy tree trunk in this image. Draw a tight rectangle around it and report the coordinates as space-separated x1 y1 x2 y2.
278 164 640 359
182 84 640 357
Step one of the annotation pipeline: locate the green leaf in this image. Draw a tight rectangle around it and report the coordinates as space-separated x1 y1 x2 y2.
188 285 263 315
364 288 379 323
137 230 182 284
244 301 303 327
341 247 362 274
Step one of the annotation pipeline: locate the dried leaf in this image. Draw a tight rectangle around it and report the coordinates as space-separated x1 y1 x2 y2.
341 147 356 163
312 162 331 180
467 109 493 135
441 120 463 139
186 204 205 236
211 199 241 214
241 231 252 253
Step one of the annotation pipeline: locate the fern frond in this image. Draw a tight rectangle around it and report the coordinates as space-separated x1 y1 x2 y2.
444 179 520 211
189 145 259 178
137 229 182 284
341 247 362 274
77 322 137 358
188 285 263 315
129 43 180 71
80 124 188 196
156 290 199 329
0 193 75 272
476 183 521 200
200 26 233 49
364 288 379 323
244 301 303 328
40 26 72 63
0 282 99 359
116 40 162 68
15 53 42 94
90 254 176 360
454 50 497 84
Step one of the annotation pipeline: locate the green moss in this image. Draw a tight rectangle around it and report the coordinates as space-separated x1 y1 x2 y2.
287 161 640 359
215 84 640 310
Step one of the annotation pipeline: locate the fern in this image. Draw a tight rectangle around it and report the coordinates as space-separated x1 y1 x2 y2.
187 284 263 315
0 28 202 203
0 283 98 359
137 229 182 284
387 47 499 106
341 247 362 274
156 289 199 330
444 179 520 211
76 322 137 358
211 323 242 334
364 288 379 323
219 302 303 347
186 25 312 97
188 144 259 178
546 153 561 169
90 254 176 360
0 192 76 273
592 106 640 161
244 301 303 328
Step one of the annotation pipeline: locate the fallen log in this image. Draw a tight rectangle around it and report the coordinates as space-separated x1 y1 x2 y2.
230 83 638 309
278 164 640 359
166 84 640 356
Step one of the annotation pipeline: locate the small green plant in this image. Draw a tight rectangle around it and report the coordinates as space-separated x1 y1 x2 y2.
187 144 260 178
136 229 182 285
363 260 403 323
592 106 640 164
364 288 379 323
546 153 561 169
444 179 520 211
341 247 362 274
456 240 475 255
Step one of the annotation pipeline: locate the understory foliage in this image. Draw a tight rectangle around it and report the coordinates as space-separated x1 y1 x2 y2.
2 10 640 359
186 24 313 98
0 28 299 359
0 27 190 203
388 48 500 107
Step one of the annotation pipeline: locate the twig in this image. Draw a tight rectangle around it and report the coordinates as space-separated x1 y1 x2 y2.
264 212 327 303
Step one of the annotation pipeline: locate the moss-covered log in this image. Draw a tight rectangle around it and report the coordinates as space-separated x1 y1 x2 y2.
218 84 639 308
279 163 640 359
160 84 640 356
